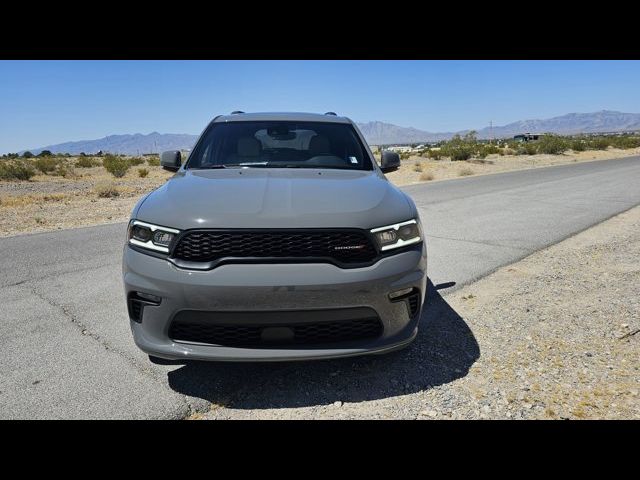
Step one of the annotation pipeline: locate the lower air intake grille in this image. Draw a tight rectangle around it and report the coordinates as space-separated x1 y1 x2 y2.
407 292 421 318
169 317 383 348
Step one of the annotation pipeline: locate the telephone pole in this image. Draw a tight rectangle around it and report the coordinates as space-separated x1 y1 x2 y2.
490 120 493 143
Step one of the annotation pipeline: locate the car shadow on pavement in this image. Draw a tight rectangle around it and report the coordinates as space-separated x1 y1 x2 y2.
166 279 480 410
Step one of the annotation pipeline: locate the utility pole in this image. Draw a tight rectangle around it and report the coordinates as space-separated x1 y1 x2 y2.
490 120 493 143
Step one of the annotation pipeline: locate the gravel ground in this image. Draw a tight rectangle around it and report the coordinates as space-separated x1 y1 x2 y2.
197 206 640 420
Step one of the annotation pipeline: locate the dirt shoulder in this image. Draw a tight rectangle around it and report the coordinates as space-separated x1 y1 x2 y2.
1 147 639 238
201 206 640 419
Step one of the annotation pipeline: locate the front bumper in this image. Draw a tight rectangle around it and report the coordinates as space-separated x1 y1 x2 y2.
122 244 427 362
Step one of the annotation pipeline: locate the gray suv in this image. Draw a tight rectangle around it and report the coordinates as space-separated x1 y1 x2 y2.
122 112 427 362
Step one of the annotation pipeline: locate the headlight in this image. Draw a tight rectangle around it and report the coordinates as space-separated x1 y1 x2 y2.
128 220 180 253
371 219 422 251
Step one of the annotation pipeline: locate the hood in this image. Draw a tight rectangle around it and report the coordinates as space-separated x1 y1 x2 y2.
136 168 415 230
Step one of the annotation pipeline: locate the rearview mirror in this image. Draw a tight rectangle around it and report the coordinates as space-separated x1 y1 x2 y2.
380 151 400 173
161 150 181 171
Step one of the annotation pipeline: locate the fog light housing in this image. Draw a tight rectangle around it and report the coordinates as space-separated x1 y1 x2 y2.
389 287 414 300
136 292 161 303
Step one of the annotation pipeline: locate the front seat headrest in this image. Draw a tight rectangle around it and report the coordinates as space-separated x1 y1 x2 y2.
237 137 262 157
309 135 330 156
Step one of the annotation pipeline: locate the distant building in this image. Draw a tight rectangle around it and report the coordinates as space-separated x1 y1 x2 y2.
513 133 541 142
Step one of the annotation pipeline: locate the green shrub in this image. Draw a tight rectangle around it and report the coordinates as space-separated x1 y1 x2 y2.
146 156 160 166
22 151 34 159
537 135 568 155
0 161 36 181
138 168 149 178
427 149 441 160
75 156 99 168
128 157 145 166
588 137 610 150
571 140 586 151
516 142 538 155
103 154 130 178
610 135 640 149
34 157 60 174
441 132 477 161
37 150 53 157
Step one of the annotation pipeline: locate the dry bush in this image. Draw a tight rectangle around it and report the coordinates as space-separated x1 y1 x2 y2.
419 171 434 181
76 156 100 168
138 168 149 178
458 167 474 177
34 157 60 174
103 155 130 178
146 156 160 166
413 161 424 172
0 161 36 181
94 183 120 198
0 193 68 208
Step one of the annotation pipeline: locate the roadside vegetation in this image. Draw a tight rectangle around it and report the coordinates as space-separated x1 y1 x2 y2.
402 132 640 163
1 151 164 182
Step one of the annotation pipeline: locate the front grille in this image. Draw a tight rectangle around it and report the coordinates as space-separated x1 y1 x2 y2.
172 229 377 265
168 317 383 347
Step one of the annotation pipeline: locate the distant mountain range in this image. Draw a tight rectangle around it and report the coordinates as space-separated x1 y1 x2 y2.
20 111 640 155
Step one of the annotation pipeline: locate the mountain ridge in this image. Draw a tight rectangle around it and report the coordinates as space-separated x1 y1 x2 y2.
19 110 640 155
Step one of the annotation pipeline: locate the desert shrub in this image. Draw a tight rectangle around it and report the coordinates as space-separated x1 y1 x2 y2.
537 135 568 155
571 139 586 151
138 168 149 178
22 151 34 159
587 137 611 150
610 135 640 149
441 132 477 161
516 142 538 155
50 164 77 178
94 183 120 198
476 150 488 159
427 149 441 160
103 154 130 178
502 148 516 156
419 171 434 181
34 157 60 174
146 156 160 166
37 150 53 157
458 167 474 176
128 157 145 166
0 161 36 181
413 161 424 172
75 156 99 168
479 144 500 156
399 152 411 160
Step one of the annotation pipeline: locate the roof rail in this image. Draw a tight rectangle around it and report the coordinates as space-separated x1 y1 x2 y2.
230 110 245 114
324 111 337 116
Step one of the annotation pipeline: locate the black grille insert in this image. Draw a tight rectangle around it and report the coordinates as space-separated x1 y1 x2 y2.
407 292 420 318
169 317 383 348
172 229 377 265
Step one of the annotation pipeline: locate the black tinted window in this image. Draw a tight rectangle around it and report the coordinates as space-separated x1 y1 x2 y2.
187 121 373 170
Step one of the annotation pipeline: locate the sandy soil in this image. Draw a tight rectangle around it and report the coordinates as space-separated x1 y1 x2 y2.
1 147 639 238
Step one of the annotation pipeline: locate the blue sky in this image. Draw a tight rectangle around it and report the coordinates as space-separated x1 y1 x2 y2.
1 60 640 153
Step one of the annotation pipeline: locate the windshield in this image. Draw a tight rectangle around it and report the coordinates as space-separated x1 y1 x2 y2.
186 121 373 170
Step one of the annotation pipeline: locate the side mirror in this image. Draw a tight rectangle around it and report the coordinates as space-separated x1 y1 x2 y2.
380 150 400 173
161 150 181 171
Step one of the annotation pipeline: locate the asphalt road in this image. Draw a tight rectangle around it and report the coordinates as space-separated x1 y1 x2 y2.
2 156 640 419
